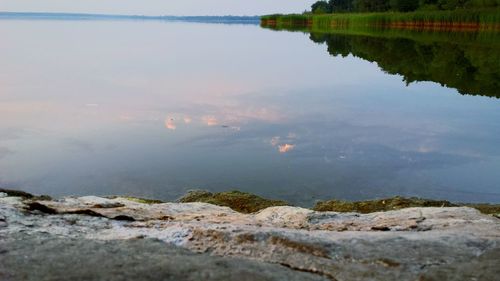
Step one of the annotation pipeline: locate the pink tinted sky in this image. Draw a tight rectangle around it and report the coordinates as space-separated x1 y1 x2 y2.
1 0 317 16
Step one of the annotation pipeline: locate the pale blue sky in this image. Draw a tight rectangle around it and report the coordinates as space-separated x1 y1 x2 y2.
1 0 316 16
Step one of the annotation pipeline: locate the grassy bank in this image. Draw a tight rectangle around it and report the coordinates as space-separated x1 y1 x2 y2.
261 9 500 31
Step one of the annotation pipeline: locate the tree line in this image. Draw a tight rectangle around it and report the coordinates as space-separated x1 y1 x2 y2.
311 0 500 13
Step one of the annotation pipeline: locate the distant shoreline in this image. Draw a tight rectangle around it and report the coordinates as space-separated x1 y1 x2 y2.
0 11 261 24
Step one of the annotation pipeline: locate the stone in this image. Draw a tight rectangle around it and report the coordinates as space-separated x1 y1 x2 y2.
178 190 289 213
1 193 499 280
0 234 327 281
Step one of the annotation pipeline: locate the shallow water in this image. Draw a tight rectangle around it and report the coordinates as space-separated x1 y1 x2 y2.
1 18 499 205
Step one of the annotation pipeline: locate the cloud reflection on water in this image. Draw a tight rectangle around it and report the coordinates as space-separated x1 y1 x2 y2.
165 118 176 130
278 143 295 153
1 20 499 204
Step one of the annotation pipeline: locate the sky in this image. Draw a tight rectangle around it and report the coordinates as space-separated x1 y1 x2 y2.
0 0 317 16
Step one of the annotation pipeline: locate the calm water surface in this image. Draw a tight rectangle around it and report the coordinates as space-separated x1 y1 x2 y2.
1 19 499 205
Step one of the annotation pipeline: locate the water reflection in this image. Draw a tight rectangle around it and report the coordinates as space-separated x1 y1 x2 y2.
278 144 295 153
1 19 499 205
264 26 500 98
202 116 219 127
314 33 500 98
165 118 176 130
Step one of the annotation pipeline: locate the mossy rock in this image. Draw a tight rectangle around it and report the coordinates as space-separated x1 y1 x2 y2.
463 204 500 215
122 197 164 204
178 190 289 213
313 196 456 213
0 188 35 198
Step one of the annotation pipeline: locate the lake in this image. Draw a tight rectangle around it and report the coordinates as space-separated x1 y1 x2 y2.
1 16 499 206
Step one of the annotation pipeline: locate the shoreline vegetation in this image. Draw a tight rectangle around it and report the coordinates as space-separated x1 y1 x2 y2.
261 0 500 31
261 9 500 32
2 188 499 216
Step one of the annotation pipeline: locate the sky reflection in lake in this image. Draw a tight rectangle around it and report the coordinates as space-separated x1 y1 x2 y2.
1 19 499 205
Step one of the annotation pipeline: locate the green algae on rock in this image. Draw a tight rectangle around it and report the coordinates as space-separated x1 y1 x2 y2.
177 190 289 213
313 196 500 216
463 203 500 216
313 196 456 213
3 187 499 216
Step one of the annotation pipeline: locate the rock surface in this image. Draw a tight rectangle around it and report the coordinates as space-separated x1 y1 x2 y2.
1 234 326 281
1 192 500 280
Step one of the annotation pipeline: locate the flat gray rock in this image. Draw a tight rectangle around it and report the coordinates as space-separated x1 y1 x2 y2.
0 234 327 281
1 194 499 280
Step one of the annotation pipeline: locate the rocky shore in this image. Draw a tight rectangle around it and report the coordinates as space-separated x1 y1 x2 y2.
1 189 499 280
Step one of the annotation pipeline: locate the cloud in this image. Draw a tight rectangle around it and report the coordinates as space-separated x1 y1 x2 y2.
278 144 295 153
202 116 218 126
165 118 177 130
270 135 297 153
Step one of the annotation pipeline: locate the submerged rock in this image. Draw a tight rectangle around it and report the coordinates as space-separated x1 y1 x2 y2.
1 191 500 280
178 190 289 213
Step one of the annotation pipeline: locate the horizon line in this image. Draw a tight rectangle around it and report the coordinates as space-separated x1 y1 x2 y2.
0 11 262 19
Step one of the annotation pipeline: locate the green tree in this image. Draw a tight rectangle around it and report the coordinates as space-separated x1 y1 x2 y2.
310 0 499 13
329 0 355 12
354 0 390 12
311 1 333 14
390 0 420 11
